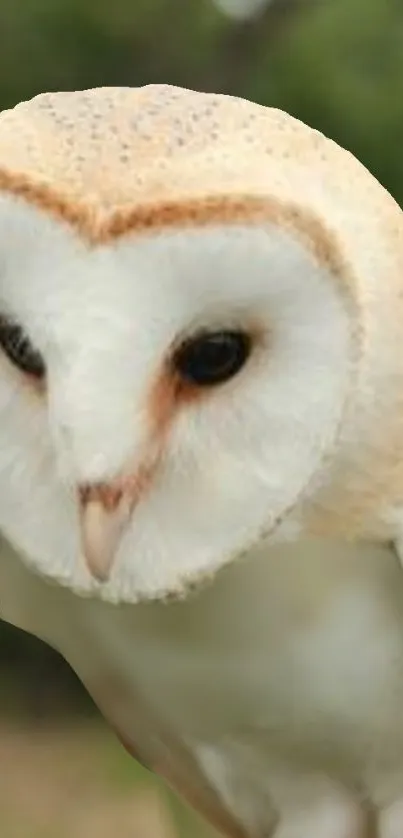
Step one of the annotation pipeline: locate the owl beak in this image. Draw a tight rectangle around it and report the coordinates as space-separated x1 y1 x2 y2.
78 457 156 582
78 482 135 583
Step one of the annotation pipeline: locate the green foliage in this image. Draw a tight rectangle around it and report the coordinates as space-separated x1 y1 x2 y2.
266 0 403 204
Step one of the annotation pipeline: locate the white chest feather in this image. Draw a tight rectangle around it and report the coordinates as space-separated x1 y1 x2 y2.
3 538 403 837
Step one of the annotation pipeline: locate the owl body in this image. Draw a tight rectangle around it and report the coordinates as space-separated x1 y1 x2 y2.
4 535 403 837
0 85 403 837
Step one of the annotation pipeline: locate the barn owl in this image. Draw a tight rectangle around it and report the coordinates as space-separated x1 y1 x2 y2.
1 84 403 838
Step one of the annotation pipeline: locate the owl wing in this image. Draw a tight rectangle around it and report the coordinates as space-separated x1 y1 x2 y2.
0 536 243 838
75 655 245 838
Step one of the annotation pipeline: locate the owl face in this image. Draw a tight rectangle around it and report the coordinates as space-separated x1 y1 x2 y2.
0 192 352 602
0 85 400 603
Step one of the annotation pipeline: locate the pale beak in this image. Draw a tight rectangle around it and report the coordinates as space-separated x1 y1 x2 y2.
79 482 135 583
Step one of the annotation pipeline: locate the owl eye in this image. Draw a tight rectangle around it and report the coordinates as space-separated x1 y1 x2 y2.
173 330 251 387
0 317 45 379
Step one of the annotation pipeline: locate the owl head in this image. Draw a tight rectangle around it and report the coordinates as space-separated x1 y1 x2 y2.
0 84 401 604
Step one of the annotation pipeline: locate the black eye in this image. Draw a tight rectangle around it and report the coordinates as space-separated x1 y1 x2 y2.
173 329 251 387
0 317 45 379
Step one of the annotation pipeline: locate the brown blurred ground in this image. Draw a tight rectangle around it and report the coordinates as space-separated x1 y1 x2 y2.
0 721 215 838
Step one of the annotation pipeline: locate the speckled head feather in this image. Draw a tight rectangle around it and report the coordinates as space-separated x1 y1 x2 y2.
0 84 397 242
0 85 402 603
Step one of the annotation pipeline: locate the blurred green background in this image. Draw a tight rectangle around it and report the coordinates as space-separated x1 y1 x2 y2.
0 0 402 835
